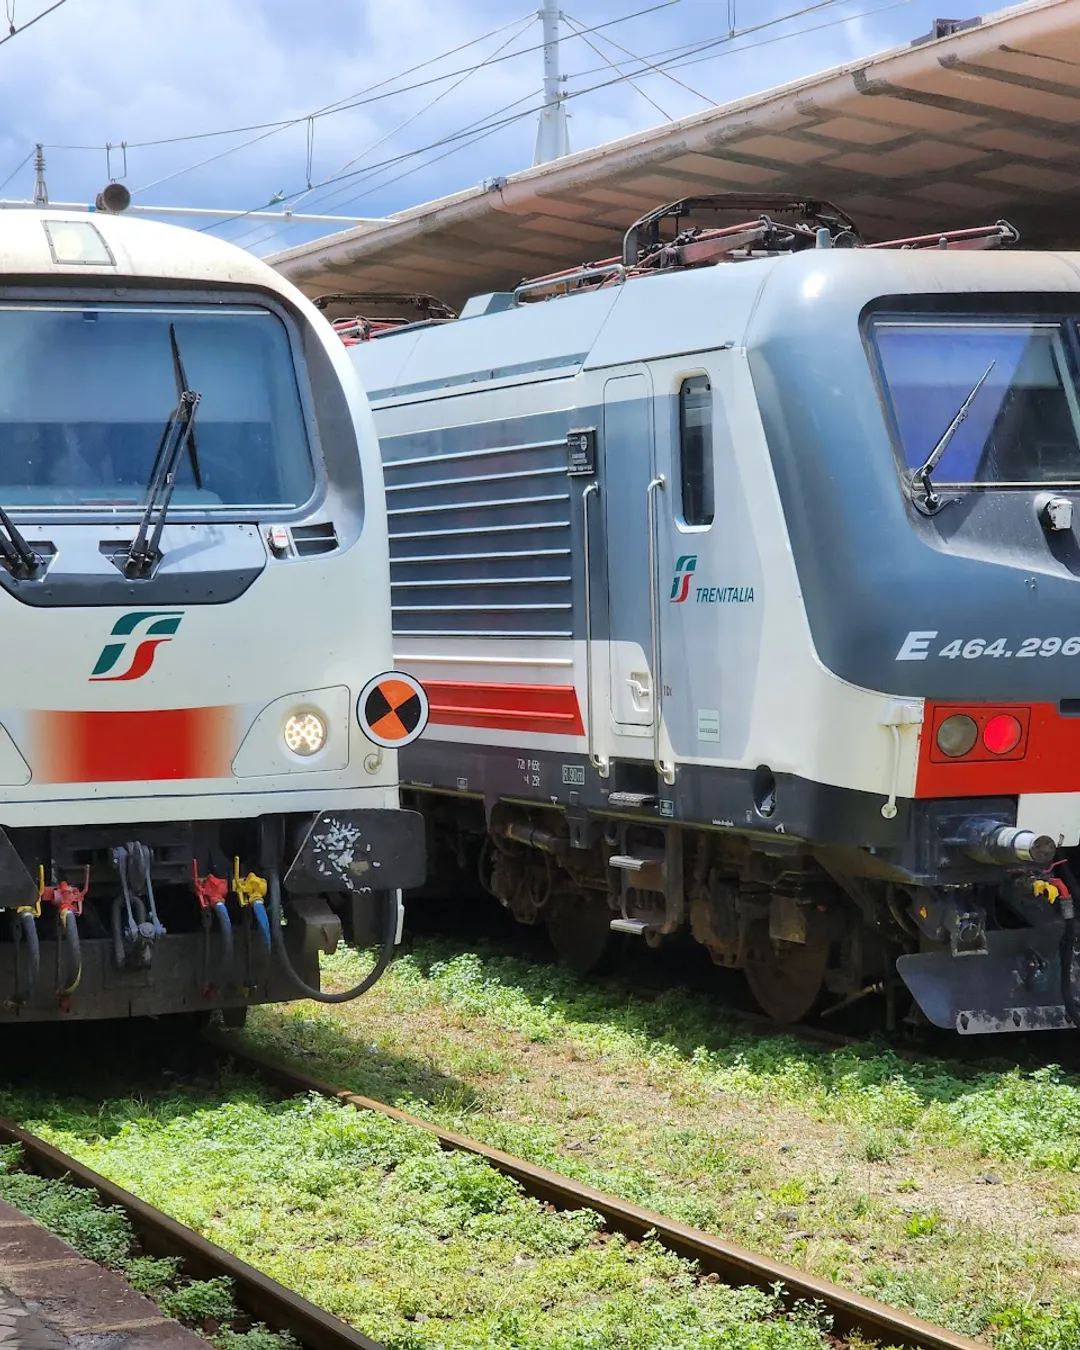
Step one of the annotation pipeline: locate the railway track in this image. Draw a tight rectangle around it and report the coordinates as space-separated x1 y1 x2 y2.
208 1031 989 1350
0 1116 387 1350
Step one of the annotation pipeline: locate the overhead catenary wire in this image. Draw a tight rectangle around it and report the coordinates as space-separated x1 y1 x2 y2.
562 9 715 108
222 0 919 247
238 0 867 235
127 8 542 197
562 13 673 122
289 11 538 213
42 0 882 214
0 0 69 49
231 83 546 250
234 0 912 249
213 94 555 243
45 0 684 191
0 148 34 194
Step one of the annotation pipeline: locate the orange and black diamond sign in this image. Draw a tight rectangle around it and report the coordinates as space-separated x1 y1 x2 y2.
357 671 429 749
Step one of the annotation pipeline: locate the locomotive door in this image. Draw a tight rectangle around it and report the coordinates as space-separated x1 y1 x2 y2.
602 371 655 730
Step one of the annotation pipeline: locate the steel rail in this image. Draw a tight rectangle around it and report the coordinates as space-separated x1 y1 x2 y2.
209 1033 988 1350
0 1118 386 1350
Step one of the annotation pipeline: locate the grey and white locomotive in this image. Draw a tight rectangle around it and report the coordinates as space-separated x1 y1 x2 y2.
344 197 1080 1035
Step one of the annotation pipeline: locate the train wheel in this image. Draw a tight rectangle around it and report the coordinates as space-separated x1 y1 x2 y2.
743 923 829 1024
546 894 617 975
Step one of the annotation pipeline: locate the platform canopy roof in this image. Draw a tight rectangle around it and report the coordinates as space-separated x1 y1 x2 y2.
271 0 1080 311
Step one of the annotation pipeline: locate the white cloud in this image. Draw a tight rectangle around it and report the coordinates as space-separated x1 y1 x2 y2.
0 0 988 254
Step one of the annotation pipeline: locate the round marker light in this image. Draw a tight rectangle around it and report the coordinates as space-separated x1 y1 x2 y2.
936 713 978 758
983 713 1022 755
284 711 327 756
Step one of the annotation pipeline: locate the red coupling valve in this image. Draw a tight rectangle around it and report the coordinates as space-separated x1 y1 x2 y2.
39 865 88 917
193 861 228 910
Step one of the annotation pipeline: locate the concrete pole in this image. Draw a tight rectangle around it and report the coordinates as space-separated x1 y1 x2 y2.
533 0 570 165
32 145 47 207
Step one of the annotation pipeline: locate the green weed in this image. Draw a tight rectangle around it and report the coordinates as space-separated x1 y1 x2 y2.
903 1211 941 1238
0 1171 132 1265
159 1278 237 1324
214 1327 299 1350
124 1256 182 1295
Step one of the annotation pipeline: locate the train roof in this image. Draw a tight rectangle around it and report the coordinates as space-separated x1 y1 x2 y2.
350 246 1080 406
0 209 302 295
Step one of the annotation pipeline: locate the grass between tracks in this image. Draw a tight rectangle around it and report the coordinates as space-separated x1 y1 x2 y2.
0 1144 296 1350
230 940 1080 1350
8 1082 840 1350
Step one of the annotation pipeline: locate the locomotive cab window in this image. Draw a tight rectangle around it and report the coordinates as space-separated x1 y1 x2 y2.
0 302 315 509
871 318 1080 487
679 374 714 526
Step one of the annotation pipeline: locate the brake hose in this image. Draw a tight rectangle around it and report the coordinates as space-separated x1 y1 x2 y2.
252 899 271 952
12 909 38 1004
57 908 81 998
266 869 397 1003
1057 862 1080 1029
212 901 234 977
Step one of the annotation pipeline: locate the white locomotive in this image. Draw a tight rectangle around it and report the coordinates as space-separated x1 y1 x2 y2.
346 196 1080 1036
0 208 423 1022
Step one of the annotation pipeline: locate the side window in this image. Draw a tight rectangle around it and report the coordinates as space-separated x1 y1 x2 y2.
679 375 714 527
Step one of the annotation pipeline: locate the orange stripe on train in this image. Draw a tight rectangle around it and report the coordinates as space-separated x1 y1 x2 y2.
32 707 237 784
423 682 584 737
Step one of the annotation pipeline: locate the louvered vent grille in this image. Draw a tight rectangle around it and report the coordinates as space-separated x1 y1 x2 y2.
292 522 338 556
382 431 572 638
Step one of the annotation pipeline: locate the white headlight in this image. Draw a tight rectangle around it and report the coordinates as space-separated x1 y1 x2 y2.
284 711 327 756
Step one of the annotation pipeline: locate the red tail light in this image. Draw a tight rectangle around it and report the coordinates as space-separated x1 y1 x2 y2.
929 705 1030 763
982 713 1023 755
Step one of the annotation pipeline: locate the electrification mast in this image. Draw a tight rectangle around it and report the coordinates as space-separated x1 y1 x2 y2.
534 0 570 165
32 144 47 206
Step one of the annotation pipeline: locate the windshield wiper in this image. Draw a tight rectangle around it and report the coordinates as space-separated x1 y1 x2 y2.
0 506 40 579
125 325 202 579
910 360 995 515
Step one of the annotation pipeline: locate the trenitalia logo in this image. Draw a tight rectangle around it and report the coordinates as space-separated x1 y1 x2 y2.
90 611 184 682
670 555 697 604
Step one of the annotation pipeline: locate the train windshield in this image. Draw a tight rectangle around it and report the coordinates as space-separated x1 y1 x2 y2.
871 318 1080 486
0 303 314 508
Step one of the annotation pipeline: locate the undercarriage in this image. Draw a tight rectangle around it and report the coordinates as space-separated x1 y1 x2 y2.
412 792 1073 1033
0 808 424 1021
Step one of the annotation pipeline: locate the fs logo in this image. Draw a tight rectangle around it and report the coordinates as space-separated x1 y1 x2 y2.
90 611 184 682
670 555 697 604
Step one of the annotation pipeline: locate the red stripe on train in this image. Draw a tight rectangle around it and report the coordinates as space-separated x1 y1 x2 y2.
33 707 236 783
423 681 584 737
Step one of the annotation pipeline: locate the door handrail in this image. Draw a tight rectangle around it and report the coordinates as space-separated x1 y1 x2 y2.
646 475 675 785
581 481 609 777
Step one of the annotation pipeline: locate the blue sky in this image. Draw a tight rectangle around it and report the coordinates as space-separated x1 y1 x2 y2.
0 0 992 256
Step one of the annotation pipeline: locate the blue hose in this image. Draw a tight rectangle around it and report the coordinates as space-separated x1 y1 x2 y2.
213 901 234 976
252 899 271 951
13 909 39 1005
57 908 81 997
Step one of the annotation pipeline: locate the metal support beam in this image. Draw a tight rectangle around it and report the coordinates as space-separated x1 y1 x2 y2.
0 199 387 226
